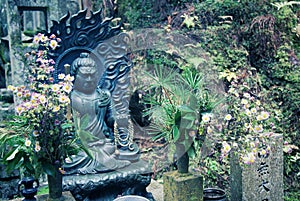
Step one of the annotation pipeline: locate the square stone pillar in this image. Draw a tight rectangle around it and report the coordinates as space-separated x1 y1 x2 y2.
230 134 284 201
164 171 203 201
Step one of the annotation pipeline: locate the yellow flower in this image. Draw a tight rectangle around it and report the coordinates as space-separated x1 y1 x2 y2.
25 138 31 147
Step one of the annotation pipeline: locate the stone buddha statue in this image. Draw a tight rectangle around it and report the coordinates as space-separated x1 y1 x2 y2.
64 52 131 174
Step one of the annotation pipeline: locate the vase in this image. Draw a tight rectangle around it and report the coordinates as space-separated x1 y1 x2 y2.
203 188 227 201
47 168 63 200
18 176 39 201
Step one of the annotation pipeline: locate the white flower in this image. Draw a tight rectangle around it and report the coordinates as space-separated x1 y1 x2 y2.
225 114 232 121
244 123 250 129
49 40 58 50
250 108 257 114
222 142 231 155
53 106 60 112
35 142 41 152
16 106 24 115
52 84 61 92
245 109 252 116
256 115 263 121
62 84 72 93
202 114 211 123
59 95 70 103
33 130 39 137
39 95 47 104
243 93 251 98
58 73 65 80
241 99 248 105
253 124 263 133
243 152 256 164
261 111 270 120
25 138 31 147
207 126 213 134
260 149 267 156
64 74 74 82
256 100 261 106
33 35 40 44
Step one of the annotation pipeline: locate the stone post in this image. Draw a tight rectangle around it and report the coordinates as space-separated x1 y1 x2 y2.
5 0 23 89
164 171 203 201
230 134 284 201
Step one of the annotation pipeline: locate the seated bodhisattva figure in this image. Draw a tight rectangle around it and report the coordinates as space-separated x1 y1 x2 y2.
64 52 130 174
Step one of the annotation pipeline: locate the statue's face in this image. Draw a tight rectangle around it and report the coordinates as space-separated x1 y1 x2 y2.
74 65 98 94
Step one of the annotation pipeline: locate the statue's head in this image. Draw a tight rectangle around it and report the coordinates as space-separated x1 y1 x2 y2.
72 52 99 94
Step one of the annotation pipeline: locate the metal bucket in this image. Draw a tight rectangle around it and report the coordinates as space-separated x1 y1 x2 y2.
113 195 150 201
204 188 227 201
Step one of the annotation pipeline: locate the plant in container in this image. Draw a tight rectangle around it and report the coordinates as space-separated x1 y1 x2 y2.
0 33 80 200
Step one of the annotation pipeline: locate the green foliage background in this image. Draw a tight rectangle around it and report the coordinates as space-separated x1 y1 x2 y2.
97 0 300 197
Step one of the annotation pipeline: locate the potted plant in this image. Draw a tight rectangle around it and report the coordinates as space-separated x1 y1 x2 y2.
0 33 79 200
144 65 218 200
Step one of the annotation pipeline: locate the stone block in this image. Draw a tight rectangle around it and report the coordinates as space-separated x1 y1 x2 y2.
230 134 284 201
164 171 203 201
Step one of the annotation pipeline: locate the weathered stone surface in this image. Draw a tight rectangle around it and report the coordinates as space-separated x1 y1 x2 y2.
12 191 75 201
5 0 23 88
230 134 284 201
164 171 203 201
63 160 154 201
0 164 20 200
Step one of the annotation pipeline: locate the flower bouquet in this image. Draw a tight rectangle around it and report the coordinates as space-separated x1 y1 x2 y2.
1 33 79 200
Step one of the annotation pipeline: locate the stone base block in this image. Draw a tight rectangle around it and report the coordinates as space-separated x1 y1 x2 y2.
63 160 154 201
163 171 203 201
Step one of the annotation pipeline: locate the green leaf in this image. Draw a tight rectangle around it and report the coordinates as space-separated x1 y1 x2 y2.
6 147 20 161
182 113 196 121
187 146 196 159
178 105 194 113
42 162 56 176
173 126 180 142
